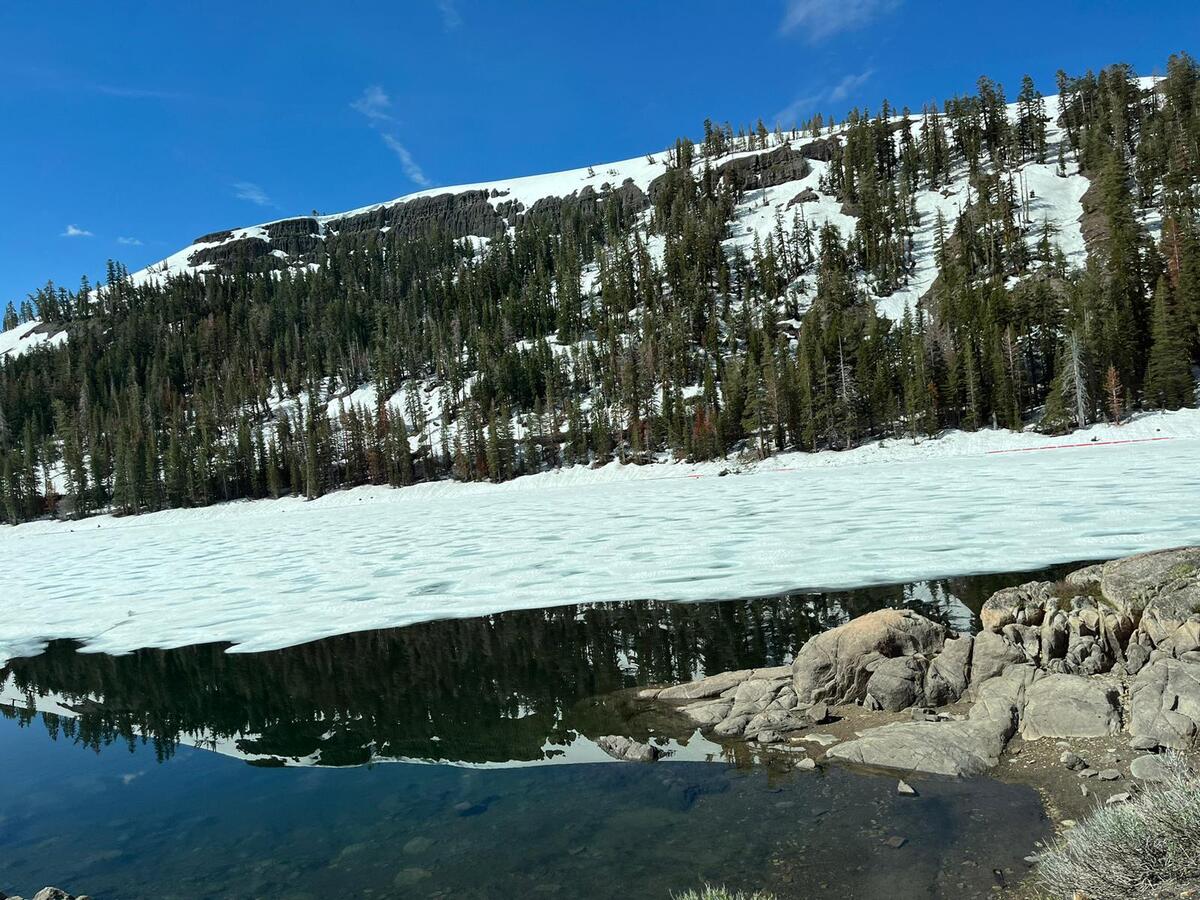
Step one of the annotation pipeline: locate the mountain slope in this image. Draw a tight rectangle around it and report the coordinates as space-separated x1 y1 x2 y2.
132 87 1097 321
1 60 1198 524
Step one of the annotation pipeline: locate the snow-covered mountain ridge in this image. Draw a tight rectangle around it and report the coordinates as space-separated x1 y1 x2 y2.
138 87 1098 320
3 77 1160 367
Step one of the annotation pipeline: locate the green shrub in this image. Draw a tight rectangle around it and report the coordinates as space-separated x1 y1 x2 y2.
1035 754 1200 900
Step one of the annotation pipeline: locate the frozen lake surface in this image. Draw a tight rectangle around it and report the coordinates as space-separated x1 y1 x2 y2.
2 436 1199 663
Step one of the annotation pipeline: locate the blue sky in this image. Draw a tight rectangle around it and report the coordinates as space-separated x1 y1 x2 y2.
2 0 1198 309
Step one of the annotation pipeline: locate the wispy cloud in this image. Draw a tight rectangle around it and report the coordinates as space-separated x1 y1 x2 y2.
91 83 189 101
780 0 900 41
117 236 143 246
775 68 875 125
233 181 275 207
61 224 93 238
380 134 431 187
351 84 393 123
436 0 462 29
351 86 432 188
829 69 874 103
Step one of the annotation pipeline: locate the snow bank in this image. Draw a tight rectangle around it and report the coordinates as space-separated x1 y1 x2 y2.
2 409 1198 667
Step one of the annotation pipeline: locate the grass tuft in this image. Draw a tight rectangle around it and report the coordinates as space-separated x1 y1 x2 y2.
673 886 776 900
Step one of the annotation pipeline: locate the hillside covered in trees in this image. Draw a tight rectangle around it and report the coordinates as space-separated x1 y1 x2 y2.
1 55 1198 525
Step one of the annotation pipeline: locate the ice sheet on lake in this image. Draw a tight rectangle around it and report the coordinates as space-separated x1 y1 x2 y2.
1 437 1199 666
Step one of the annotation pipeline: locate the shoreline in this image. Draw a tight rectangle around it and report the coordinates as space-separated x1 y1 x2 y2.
614 547 1200 895
3 407 1198 541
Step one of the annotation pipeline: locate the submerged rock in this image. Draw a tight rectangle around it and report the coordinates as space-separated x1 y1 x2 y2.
596 735 663 763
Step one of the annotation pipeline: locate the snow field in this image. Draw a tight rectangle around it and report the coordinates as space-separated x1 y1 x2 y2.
2 413 1198 667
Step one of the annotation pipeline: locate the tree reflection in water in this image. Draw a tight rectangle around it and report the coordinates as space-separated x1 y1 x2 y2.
1 566 1076 767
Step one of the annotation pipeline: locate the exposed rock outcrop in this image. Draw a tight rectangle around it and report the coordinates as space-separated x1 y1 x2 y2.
629 547 1200 779
188 235 278 271
264 217 323 257
715 145 812 192
1020 674 1122 740
517 181 649 232
1130 656 1200 749
799 136 839 162
976 547 1200 676
827 666 1035 776
785 188 819 208
188 177 657 276
329 190 504 240
791 607 948 707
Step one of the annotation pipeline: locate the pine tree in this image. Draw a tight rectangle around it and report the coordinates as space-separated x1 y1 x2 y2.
1143 277 1196 409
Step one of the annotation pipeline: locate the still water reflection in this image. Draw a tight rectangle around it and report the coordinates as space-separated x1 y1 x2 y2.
1 570 1067 899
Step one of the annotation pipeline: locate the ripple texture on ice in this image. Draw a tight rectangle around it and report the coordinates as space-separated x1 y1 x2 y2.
2 440 1198 662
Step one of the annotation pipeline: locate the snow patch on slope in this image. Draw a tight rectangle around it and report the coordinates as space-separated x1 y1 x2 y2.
0 320 68 361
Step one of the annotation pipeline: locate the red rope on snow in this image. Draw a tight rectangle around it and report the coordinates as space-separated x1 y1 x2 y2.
984 436 1174 454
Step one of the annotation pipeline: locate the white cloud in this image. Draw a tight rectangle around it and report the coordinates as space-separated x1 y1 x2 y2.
775 68 874 125
780 0 899 41
381 134 431 187
352 86 432 188
117 236 143 246
351 85 393 123
436 0 462 29
61 224 93 238
829 69 875 103
233 182 274 207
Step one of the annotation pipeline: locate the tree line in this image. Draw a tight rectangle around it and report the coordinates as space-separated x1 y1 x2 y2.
1 55 1197 525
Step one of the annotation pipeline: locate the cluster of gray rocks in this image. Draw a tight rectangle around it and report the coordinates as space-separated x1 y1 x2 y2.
1 889 90 900
621 547 1200 780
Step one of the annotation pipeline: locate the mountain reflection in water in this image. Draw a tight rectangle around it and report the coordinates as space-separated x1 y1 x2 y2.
1 567 1074 767
0 570 1071 900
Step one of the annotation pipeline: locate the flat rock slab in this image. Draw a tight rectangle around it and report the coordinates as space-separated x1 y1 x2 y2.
798 732 840 747
825 667 1032 777
1130 753 1170 782
680 698 733 726
1021 674 1121 741
826 718 1003 777
655 666 789 702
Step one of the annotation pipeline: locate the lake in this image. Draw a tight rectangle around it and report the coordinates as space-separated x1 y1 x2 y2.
0 570 1067 899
